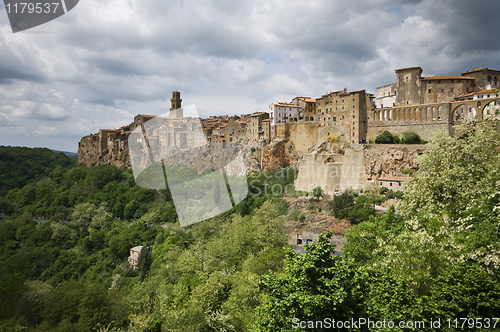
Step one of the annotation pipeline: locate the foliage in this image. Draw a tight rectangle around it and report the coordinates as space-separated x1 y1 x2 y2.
401 130 424 144
312 186 324 200
137 246 153 280
400 119 500 222
254 232 363 331
375 130 399 144
401 168 414 175
0 146 77 197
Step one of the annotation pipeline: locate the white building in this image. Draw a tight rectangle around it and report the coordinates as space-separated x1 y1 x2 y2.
375 83 396 108
269 102 302 125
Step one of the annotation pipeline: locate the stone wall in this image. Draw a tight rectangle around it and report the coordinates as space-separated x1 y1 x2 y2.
367 102 454 141
294 144 425 195
288 123 319 153
294 145 369 195
363 144 425 180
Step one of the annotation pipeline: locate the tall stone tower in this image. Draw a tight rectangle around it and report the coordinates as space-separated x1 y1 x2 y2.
170 91 183 118
395 67 423 106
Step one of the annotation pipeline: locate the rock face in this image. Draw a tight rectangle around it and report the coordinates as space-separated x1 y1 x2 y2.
78 131 130 168
261 139 301 171
363 144 425 180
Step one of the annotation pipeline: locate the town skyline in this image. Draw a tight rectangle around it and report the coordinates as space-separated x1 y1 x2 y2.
1 0 500 152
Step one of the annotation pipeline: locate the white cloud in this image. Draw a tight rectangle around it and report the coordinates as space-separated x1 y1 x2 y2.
37 103 68 121
34 124 59 136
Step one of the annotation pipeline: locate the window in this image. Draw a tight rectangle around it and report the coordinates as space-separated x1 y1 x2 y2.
336 107 338 111
342 115 344 120
458 80 461 83
428 89 431 93
333 116 336 121
380 182 383 185
353 97 355 102
318 102 320 106
353 105 355 109
406 77 408 81
450 88 454 93
451 80 454 83
438 80 441 83
406 91 409 94
353 115 355 118
389 182 392 187
441 89 444 93
342 106 344 110
342 99 344 103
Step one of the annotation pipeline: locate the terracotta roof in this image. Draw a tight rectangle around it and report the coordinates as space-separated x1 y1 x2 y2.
378 176 414 181
274 102 301 107
251 112 267 116
100 129 119 132
462 67 500 74
261 119 271 122
236 120 247 124
138 114 157 118
455 89 497 99
423 76 474 80
295 96 316 102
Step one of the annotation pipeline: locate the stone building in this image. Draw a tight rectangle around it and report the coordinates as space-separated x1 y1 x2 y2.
292 96 316 115
269 102 301 125
225 119 247 143
369 66 500 142
247 112 270 141
316 89 375 143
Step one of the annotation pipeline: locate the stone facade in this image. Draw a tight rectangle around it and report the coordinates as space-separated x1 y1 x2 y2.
315 89 374 144
294 146 369 196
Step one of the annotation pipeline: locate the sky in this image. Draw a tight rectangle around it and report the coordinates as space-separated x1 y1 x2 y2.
0 0 499 152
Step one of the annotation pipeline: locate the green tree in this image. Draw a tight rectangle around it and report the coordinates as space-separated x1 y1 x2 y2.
137 246 153 280
312 186 324 200
401 130 423 144
400 119 500 222
254 231 362 331
374 130 396 144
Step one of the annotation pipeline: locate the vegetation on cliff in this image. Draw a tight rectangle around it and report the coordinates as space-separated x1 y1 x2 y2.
0 146 77 197
1 120 500 331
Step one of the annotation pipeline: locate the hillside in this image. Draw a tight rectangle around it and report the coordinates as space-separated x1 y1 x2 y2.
0 146 78 197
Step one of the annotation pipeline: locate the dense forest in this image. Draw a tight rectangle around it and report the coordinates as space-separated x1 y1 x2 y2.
1 120 500 331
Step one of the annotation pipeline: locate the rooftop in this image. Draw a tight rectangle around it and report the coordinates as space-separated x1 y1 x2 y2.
423 76 474 81
378 176 414 182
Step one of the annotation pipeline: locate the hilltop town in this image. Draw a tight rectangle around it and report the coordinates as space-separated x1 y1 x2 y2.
78 66 500 194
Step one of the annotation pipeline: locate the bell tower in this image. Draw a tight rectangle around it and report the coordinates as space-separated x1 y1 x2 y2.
171 91 182 111
170 91 183 118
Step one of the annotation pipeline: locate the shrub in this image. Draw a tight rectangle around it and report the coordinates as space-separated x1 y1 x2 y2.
379 187 389 195
289 209 301 221
299 214 306 222
401 131 422 144
312 186 324 200
401 168 414 175
375 131 399 144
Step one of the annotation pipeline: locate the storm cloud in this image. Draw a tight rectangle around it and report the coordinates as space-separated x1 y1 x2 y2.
0 0 499 151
